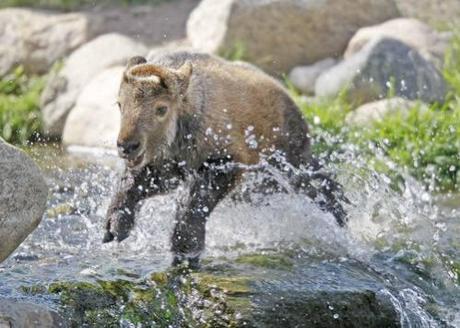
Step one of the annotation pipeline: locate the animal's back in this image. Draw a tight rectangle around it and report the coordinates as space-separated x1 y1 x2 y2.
151 52 311 167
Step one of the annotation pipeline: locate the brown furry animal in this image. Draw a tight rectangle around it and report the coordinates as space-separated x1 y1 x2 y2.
103 52 346 266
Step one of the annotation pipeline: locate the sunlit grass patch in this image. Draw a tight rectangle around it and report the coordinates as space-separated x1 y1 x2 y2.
0 66 45 145
291 91 460 192
357 104 460 192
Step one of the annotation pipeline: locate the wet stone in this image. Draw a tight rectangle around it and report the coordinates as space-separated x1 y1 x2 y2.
0 299 67 328
19 256 408 328
248 289 398 328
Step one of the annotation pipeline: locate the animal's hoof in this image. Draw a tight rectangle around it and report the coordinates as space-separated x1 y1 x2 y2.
115 230 130 243
172 255 200 270
102 231 114 243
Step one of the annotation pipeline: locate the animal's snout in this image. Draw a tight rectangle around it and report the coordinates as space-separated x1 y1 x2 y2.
117 140 141 158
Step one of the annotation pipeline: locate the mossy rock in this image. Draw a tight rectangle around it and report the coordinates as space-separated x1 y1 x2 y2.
235 253 294 270
44 270 245 327
19 257 408 327
193 273 252 296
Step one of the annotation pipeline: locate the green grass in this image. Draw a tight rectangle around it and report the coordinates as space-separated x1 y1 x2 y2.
219 41 248 62
357 104 460 191
0 66 45 145
235 253 294 270
444 33 460 98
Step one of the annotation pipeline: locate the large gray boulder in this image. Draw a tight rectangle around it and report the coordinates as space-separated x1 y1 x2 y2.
344 18 451 68
62 66 123 150
0 8 88 76
86 1 200 47
0 299 66 328
315 37 447 105
0 1 199 77
187 0 399 74
147 39 195 62
40 33 146 138
0 139 48 263
394 0 460 27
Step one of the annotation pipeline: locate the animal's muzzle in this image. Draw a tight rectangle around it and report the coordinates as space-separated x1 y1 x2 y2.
117 140 140 158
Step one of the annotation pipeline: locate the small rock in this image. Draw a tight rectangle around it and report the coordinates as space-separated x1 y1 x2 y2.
345 98 428 126
344 18 451 68
40 33 147 138
187 0 399 74
0 139 48 263
62 66 124 150
11 253 39 262
0 299 67 328
315 37 446 105
394 0 460 27
288 58 337 95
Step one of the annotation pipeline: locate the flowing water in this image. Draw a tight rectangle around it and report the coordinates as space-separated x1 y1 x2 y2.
0 143 459 327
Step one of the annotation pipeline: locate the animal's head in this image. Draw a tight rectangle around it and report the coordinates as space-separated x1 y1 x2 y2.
116 56 193 168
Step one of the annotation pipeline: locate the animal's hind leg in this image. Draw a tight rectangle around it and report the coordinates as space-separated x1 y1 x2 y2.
171 165 238 268
290 170 348 226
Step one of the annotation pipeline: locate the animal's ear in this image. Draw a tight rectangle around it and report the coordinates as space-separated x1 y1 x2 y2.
124 63 164 85
176 61 193 81
124 61 192 97
171 61 193 96
127 56 147 68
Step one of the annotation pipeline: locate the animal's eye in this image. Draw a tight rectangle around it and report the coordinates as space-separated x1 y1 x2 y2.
155 106 168 117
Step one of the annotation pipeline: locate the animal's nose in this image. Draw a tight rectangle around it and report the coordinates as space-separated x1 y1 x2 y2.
117 140 140 156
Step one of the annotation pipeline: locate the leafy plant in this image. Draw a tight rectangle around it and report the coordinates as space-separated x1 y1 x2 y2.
0 66 45 145
355 104 460 192
288 81 351 157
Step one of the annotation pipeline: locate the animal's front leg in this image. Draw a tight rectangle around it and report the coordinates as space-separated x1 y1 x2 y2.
171 166 237 267
290 171 349 227
103 164 182 243
103 167 153 243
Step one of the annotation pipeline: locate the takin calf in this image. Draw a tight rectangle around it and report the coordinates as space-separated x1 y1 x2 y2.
103 52 347 266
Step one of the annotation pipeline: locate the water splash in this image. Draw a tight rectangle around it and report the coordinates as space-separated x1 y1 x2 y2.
0 144 458 326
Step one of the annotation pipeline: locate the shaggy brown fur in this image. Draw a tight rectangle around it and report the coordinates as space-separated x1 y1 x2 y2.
103 52 346 266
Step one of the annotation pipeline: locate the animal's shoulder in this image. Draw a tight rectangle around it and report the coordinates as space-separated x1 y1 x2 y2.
149 51 222 69
149 52 263 77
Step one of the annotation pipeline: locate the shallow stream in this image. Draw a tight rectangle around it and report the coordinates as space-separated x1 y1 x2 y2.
0 144 459 327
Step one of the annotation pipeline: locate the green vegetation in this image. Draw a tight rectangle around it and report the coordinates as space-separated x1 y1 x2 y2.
0 0 174 10
0 66 45 145
235 253 294 270
20 268 251 327
220 41 248 62
358 104 460 191
290 34 460 192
